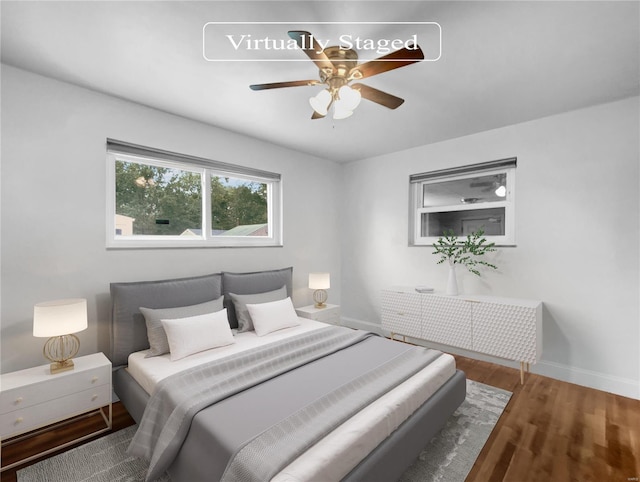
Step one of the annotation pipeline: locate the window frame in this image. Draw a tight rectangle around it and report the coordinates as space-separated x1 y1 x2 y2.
409 158 516 247
106 141 282 249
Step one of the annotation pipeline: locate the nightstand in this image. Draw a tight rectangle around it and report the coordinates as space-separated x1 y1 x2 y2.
296 304 341 325
0 352 112 471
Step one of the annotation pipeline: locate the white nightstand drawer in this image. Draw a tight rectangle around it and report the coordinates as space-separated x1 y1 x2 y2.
0 363 110 415
0 353 112 471
0 383 111 439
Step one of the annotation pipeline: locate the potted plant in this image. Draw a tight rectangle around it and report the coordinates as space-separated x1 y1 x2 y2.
432 228 497 295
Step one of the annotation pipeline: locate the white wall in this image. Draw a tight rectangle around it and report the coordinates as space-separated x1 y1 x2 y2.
1 65 343 373
340 96 640 399
3 64 638 399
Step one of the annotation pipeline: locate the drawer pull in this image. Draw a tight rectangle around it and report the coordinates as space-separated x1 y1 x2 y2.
91 376 99 384
14 397 24 405
91 394 98 401
15 417 23 425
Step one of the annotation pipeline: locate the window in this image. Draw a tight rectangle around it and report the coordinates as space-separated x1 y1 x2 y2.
409 158 516 246
106 140 282 248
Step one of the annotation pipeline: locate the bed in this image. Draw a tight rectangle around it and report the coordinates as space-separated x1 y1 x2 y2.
110 267 466 482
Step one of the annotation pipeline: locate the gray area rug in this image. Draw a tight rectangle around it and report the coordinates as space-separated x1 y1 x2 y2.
399 379 511 482
17 379 510 482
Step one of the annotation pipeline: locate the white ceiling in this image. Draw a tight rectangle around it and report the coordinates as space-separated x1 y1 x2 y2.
1 1 638 163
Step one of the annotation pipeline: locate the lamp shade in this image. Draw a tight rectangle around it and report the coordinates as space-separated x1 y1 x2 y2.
309 89 332 116
333 86 361 119
337 86 361 111
33 299 88 337
309 272 330 290
332 102 354 120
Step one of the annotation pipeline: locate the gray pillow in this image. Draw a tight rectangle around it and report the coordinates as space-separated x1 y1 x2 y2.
222 267 293 329
230 286 287 333
140 297 224 357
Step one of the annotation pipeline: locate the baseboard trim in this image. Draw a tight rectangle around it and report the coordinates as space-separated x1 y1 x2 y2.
341 316 640 400
534 360 639 400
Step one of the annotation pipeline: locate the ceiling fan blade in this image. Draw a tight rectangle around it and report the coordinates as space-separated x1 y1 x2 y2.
352 83 405 109
250 80 320 91
288 31 335 72
350 45 424 80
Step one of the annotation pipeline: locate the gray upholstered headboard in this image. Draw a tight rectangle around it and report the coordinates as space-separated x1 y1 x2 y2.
109 267 293 367
221 267 293 329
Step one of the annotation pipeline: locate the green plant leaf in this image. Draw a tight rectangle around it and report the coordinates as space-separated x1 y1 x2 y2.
432 228 498 276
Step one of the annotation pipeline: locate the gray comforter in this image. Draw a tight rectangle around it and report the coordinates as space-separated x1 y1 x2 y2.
128 326 442 481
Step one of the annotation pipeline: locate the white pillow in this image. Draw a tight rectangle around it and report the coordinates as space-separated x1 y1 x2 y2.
246 297 301 336
140 297 225 358
161 309 235 361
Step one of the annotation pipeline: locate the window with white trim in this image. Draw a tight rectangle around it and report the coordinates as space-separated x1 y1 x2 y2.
106 140 282 248
410 158 516 246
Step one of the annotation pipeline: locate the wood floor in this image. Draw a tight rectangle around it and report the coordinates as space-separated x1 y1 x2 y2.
457 357 640 482
1 355 638 482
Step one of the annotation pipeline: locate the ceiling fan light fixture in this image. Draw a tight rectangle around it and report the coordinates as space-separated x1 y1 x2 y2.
337 85 361 111
251 31 424 120
332 102 354 120
309 89 331 116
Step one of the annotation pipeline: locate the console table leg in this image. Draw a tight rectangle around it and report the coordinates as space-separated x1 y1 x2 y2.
520 362 525 385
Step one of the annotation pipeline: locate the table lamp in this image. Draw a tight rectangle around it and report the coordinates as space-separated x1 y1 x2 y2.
33 299 88 374
309 272 330 308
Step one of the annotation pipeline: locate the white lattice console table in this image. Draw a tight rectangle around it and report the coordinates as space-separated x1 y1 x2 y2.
381 288 542 384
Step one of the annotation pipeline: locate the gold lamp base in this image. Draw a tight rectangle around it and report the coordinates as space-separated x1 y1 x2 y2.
43 334 80 374
313 289 328 309
50 359 75 374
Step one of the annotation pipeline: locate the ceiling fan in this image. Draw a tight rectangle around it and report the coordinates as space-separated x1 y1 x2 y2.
249 30 424 120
